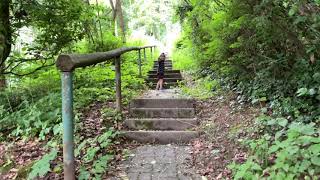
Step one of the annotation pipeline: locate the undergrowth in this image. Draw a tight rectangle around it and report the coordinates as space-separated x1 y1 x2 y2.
0 37 155 178
175 0 320 179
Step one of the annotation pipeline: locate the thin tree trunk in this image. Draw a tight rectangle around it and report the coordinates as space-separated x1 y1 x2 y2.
109 0 117 36
116 0 126 43
114 20 118 37
0 64 6 88
95 0 104 46
83 0 95 44
0 0 11 89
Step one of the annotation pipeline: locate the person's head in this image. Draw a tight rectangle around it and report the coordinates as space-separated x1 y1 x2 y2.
158 53 165 61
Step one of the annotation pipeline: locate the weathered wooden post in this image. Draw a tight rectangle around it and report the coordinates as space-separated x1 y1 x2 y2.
150 47 153 61
138 49 142 77
61 71 75 180
115 56 122 112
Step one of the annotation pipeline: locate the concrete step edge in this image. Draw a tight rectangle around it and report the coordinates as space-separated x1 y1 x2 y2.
125 118 197 120
129 99 195 108
148 70 180 73
124 118 198 130
130 108 195 118
121 131 200 144
130 107 194 110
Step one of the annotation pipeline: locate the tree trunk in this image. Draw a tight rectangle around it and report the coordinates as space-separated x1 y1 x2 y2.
116 0 126 43
83 0 95 44
0 0 11 89
109 0 117 36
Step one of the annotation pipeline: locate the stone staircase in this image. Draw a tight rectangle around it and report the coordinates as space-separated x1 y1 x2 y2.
123 59 199 144
146 59 183 89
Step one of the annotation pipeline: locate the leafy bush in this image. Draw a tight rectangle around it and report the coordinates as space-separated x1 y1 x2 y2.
180 75 218 99
172 36 197 71
176 0 320 178
229 121 320 179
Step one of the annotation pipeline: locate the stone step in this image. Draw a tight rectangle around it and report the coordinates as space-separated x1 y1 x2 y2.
153 66 173 69
147 82 180 88
154 61 172 63
130 99 195 108
125 118 198 130
152 68 173 71
153 67 173 69
153 62 171 64
130 108 195 118
153 63 172 66
148 73 182 78
153 63 172 65
146 78 183 83
122 131 199 144
153 64 172 67
148 70 180 74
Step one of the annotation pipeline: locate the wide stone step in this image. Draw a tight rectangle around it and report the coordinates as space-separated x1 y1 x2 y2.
122 131 199 144
148 73 182 78
154 61 172 63
153 68 172 71
147 82 180 88
153 66 173 69
154 61 172 64
130 99 195 108
130 108 195 118
146 78 182 83
125 118 198 130
148 70 180 74
153 64 172 67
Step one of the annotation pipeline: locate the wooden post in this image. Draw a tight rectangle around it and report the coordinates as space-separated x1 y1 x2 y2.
115 56 122 112
138 49 142 77
150 47 153 61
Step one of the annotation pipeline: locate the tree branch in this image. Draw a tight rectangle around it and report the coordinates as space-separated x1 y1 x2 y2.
4 62 55 76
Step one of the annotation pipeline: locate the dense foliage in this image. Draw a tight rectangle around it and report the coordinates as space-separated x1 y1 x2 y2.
175 0 320 178
0 0 158 178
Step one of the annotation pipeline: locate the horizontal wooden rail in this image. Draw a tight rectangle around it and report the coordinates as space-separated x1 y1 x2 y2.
56 46 155 72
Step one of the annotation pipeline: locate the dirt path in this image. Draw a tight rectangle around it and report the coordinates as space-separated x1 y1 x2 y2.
189 93 259 179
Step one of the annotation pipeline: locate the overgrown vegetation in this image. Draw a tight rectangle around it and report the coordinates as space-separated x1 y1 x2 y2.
0 0 160 178
175 0 320 178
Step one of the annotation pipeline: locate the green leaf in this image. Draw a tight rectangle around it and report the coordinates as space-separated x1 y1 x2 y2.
287 146 299 155
78 166 90 180
311 157 320 166
299 160 311 172
297 88 308 97
309 89 316 96
28 149 57 179
259 97 267 102
289 6 297 16
84 147 100 162
277 118 288 127
268 144 280 154
298 136 320 146
308 144 320 154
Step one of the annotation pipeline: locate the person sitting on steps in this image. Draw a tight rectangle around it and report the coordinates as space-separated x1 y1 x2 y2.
156 53 166 90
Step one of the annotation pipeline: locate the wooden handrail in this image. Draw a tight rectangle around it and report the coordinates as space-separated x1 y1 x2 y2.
56 45 156 180
56 46 155 72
